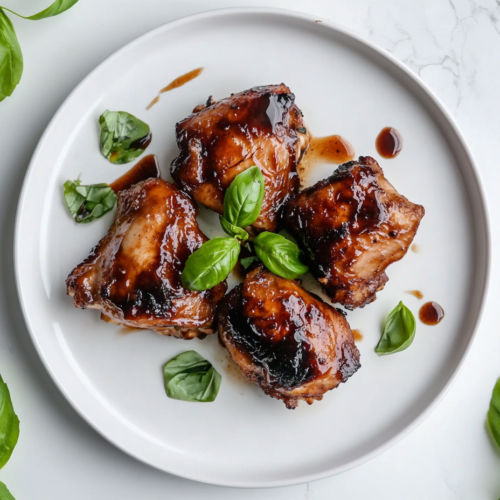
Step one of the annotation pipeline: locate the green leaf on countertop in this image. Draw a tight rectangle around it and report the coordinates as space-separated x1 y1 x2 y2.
99 110 151 164
487 378 500 450
1 0 79 20
0 374 20 470
375 301 416 355
0 10 23 102
64 180 117 223
163 351 221 403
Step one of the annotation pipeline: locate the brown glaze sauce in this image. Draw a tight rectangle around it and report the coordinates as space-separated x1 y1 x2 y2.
376 127 403 159
109 154 160 193
407 290 424 299
146 96 160 110
419 301 445 325
298 135 355 185
411 243 420 253
161 67 204 93
352 329 363 341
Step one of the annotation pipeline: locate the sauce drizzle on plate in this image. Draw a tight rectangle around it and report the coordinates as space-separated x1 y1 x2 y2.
376 127 403 159
419 301 445 325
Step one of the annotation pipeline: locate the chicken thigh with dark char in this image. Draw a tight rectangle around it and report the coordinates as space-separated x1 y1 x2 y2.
66 178 226 339
217 266 360 409
284 156 425 309
171 84 310 232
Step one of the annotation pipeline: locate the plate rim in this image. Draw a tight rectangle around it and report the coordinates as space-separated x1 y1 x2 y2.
14 6 491 488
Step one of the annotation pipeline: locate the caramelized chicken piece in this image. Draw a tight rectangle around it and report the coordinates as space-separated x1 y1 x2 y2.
66 178 226 339
284 156 425 309
171 84 310 232
217 267 360 409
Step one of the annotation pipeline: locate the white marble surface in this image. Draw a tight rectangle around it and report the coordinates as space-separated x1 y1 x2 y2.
0 0 499 498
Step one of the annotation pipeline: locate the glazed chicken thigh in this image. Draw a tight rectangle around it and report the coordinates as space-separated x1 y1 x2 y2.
218 267 360 409
66 178 226 339
284 156 425 309
171 84 310 232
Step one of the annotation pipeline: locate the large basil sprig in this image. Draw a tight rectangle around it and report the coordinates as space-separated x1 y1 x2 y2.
163 351 221 403
0 481 15 500
487 378 500 449
64 180 117 223
99 110 151 164
253 232 308 279
223 166 265 228
182 237 240 291
0 0 79 102
375 301 416 354
0 374 20 470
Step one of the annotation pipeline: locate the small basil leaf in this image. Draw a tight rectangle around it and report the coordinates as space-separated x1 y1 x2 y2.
278 229 297 244
0 374 20 469
240 256 258 270
99 110 151 164
297 127 307 134
163 351 221 402
0 10 23 102
64 180 117 224
223 166 265 227
0 481 15 500
487 378 500 449
375 301 416 355
181 237 240 291
253 232 309 280
219 216 249 241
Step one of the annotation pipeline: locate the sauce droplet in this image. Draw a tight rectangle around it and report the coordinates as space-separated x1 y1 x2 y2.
352 329 363 341
376 127 403 159
298 135 355 185
419 301 445 325
411 243 419 253
406 290 423 299
146 95 160 110
160 67 204 93
109 154 160 193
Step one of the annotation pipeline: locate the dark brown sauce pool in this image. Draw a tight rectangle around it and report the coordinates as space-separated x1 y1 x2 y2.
407 290 424 299
376 127 403 159
298 135 355 185
161 67 204 93
352 329 363 341
419 301 445 325
109 154 160 193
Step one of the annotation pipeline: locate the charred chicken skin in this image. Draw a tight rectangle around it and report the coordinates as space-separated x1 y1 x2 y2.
217 267 360 409
66 178 226 339
171 84 310 232
284 156 425 309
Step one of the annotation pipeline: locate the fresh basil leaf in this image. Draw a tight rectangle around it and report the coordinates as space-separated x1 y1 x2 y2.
487 378 500 450
0 10 23 102
0 482 15 500
99 110 151 164
223 166 265 228
219 216 249 241
240 256 258 270
64 180 117 223
163 351 221 402
278 229 297 244
2 0 79 20
0 374 19 470
375 301 416 355
182 237 240 291
253 232 308 280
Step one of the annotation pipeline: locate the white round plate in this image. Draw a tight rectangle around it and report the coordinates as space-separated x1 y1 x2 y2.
15 8 489 488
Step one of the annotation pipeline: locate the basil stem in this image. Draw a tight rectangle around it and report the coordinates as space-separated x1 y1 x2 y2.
0 374 20 469
253 232 308 280
64 180 117 223
487 378 500 449
99 110 151 164
223 166 265 228
163 351 221 403
375 301 416 355
181 237 240 291
219 216 249 241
